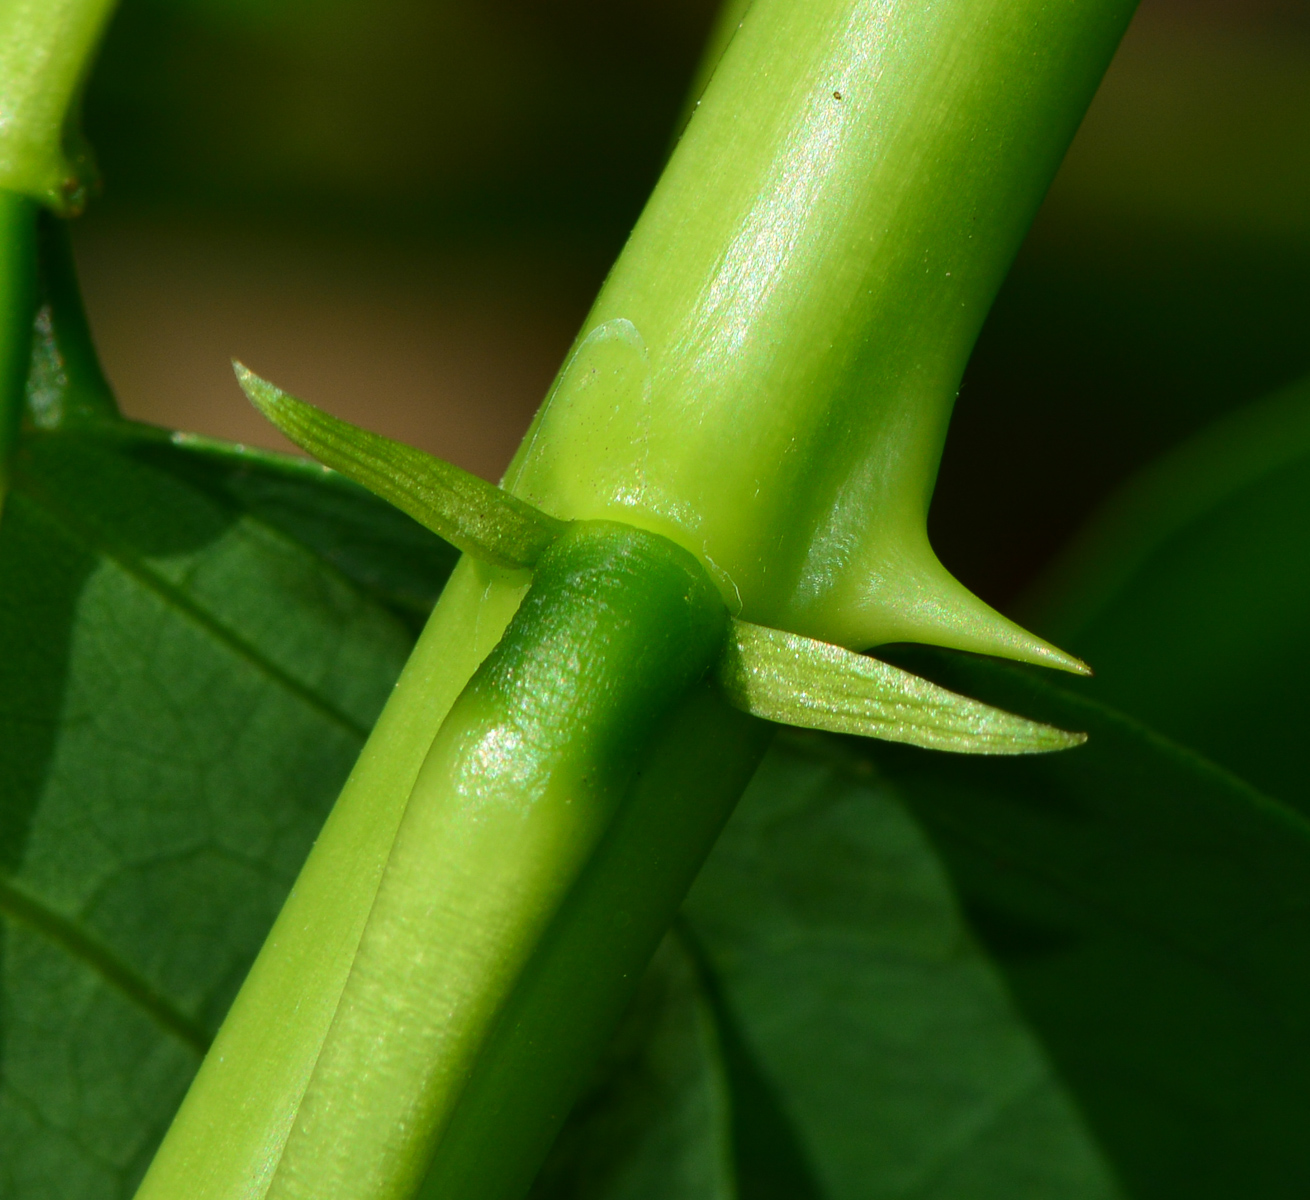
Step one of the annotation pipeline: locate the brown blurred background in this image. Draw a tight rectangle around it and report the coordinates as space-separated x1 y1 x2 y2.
72 0 1310 605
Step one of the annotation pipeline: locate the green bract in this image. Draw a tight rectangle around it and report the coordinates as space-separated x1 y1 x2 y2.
236 366 566 571
718 620 1085 754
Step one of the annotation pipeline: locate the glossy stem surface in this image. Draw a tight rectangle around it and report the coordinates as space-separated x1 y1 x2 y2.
134 558 530 1200
509 0 1136 663
414 683 768 1200
267 522 734 1200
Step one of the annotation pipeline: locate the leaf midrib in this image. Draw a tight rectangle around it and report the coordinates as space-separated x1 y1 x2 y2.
0 873 211 1055
14 470 372 742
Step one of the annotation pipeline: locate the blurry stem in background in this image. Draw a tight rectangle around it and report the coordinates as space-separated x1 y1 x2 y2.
0 0 118 214
0 0 119 514
0 191 36 519
23 210 121 430
136 2 1133 1198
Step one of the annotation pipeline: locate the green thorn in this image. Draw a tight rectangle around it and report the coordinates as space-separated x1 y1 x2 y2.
234 363 566 570
718 619 1086 755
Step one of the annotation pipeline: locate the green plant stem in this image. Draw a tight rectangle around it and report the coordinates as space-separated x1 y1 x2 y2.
0 189 37 519
138 2 1136 1198
508 0 1134 665
0 0 121 513
267 522 735 1200
415 686 767 1200
669 0 755 144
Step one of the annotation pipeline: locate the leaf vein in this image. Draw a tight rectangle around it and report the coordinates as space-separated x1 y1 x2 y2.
0 875 211 1056
16 470 372 742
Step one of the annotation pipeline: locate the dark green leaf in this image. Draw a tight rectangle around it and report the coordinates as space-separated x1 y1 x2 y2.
1019 375 1310 808
874 646 1310 1200
0 426 453 1198
684 736 1121 1200
142 433 458 633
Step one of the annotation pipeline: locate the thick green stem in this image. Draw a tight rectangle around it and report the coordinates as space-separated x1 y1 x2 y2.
416 685 767 1200
138 2 1137 1198
509 0 1135 664
268 522 736 1200
669 0 755 144
135 559 530 1200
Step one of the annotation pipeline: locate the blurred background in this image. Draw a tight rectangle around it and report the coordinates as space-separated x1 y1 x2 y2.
72 0 1310 610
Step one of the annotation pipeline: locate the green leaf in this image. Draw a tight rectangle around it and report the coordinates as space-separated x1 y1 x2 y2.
718 620 1085 754
528 933 734 1200
873 646 1310 1199
683 736 1122 1200
1019 374 1310 808
0 425 454 1198
145 434 458 633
